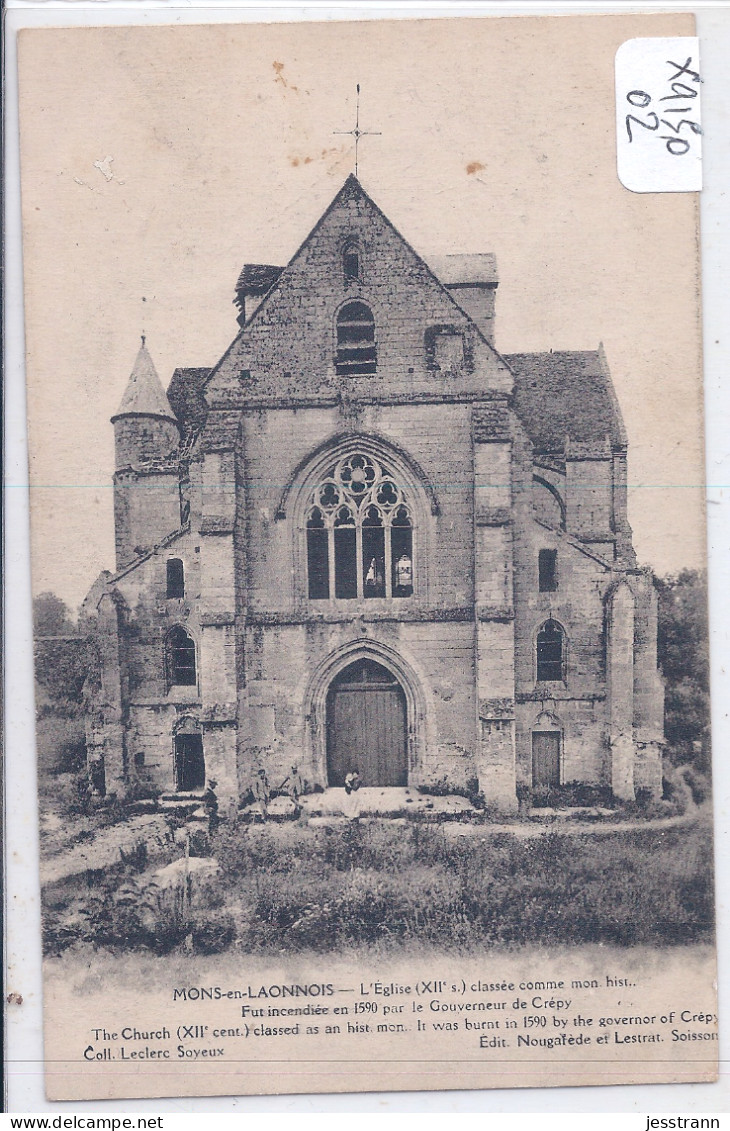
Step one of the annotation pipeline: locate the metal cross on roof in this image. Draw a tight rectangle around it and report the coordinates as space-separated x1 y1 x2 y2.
333 84 381 178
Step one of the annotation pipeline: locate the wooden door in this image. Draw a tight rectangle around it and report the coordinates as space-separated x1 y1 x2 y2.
327 660 407 787
532 731 560 788
175 735 205 792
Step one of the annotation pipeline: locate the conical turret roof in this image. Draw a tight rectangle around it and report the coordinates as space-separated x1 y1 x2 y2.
111 340 178 425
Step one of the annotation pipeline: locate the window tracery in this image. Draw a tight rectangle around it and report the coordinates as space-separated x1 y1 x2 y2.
306 453 413 600
536 620 565 682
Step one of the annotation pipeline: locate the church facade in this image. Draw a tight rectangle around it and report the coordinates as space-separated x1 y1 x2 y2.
81 175 664 814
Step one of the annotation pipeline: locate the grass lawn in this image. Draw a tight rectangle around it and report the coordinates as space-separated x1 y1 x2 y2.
42 810 714 957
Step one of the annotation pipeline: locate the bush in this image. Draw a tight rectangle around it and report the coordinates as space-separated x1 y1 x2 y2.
192 912 236 955
35 713 87 777
43 817 714 957
662 763 694 815
678 764 711 806
119 840 149 873
61 772 93 817
656 570 711 770
219 819 714 953
531 781 615 809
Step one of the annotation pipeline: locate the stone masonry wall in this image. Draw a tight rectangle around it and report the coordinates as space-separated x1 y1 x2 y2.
240 401 476 614
511 419 615 788
205 178 511 407
238 618 477 795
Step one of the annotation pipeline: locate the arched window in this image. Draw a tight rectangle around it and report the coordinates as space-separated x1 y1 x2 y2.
343 241 361 281
167 626 197 688
306 453 413 601
536 620 565 682
335 301 376 376
166 558 185 599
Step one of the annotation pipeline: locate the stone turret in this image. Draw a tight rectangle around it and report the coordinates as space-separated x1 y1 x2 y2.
111 340 182 570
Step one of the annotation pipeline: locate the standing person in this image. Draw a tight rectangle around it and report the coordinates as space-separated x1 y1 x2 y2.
287 763 305 817
252 767 270 821
344 768 362 820
203 778 219 835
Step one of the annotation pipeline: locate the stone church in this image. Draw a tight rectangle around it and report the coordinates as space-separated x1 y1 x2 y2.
81 175 664 814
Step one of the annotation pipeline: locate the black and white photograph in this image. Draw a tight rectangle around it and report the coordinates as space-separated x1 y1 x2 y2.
13 10 717 1101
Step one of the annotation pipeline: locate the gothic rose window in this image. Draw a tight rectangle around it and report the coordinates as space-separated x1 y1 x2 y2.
306 453 413 601
167 626 197 688
335 301 376 376
536 620 565 682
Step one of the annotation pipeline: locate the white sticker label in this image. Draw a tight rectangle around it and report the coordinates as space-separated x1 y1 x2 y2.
616 37 702 193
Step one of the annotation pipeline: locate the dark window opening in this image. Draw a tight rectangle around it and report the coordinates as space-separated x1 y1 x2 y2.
175 734 205 792
167 626 197 687
307 508 329 600
134 750 145 768
538 549 558 593
334 508 358 599
537 620 564 683
343 243 360 281
166 558 185 598
336 301 376 376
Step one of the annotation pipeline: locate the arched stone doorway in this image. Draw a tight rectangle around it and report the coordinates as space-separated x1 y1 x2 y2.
326 658 408 787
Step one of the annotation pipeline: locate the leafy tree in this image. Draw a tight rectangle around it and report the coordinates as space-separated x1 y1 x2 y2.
656 569 711 772
33 592 88 705
33 591 77 638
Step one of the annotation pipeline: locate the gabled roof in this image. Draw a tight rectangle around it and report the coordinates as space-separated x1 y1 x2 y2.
204 174 511 398
112 341 178 425
507 348 627 450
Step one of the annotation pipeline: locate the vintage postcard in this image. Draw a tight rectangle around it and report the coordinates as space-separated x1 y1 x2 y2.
17 12 716 1102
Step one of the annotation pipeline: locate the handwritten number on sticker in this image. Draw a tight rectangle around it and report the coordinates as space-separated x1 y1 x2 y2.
625 61 701 153
660 82 698 101
666 58 702 84
660 117 702 136
616 45 701 189
626 110 659 142
660 137 690 156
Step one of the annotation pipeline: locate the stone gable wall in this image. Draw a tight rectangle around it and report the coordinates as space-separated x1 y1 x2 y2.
206 184 511 405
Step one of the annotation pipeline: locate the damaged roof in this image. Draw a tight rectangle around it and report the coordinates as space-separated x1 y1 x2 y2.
507 349 627 450
167 367 210 437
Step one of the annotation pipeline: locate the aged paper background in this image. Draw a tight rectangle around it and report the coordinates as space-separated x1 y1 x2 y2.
16 11 716 1103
